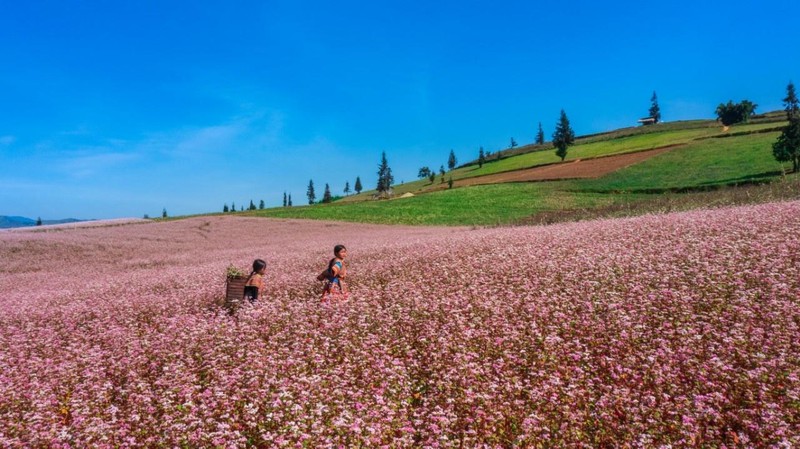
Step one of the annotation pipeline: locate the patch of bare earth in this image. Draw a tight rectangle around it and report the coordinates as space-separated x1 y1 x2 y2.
457 145 683 187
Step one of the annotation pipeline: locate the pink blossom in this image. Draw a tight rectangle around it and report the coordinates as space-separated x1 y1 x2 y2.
1 203 799 447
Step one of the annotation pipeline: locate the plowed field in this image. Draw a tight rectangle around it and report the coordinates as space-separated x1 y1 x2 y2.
457 144 682 186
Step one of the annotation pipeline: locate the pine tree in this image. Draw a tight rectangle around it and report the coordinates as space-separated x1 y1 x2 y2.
344 181 351 196
510 138 517 149
649 91 662 123
307 179 316 205
354 177 363 194
162 208 168 218
536 122 545 145
223 204 229 213
322 183 332 203
448 149 457 170
288 194 293 207
283 192 287 207
478 146 486 168
231 201 236 212
552 109 575 162
774 81 800 173
784 81 799 121
376 152 394 193
249 200 256 210
259 200 265 210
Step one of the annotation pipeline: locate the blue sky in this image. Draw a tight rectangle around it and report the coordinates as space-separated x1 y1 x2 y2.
2 0 798 219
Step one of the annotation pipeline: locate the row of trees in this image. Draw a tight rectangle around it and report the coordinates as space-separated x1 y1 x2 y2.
222 200 265 213
307 177 364 204
417 149 459 185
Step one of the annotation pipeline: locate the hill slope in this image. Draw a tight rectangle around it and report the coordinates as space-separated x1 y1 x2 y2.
233 115 799 226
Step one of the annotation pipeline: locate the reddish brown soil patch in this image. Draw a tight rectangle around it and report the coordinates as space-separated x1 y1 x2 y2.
457 145 683 187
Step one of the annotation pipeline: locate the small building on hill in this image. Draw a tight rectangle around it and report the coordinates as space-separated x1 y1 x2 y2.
637 117 657 126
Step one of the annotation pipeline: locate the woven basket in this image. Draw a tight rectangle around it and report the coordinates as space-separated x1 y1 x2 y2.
225 275 248 312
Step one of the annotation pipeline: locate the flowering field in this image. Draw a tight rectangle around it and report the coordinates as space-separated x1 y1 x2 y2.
1 203 799 448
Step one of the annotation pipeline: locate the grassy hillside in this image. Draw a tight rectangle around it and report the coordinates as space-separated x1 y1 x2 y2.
242 117 800 226
574 131 787 193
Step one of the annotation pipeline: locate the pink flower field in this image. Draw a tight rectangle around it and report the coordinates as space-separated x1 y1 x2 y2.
1 202 799 448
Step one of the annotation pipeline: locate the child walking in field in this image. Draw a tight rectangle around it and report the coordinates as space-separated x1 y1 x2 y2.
243 259 267 303
318 245 349 301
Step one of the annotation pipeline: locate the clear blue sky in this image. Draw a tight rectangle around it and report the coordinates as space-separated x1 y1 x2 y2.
2 1 798 219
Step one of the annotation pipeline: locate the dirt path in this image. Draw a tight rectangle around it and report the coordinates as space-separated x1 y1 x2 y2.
457 145 683 187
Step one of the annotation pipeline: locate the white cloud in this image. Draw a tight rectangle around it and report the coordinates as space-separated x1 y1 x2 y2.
58 150 141 178
138 110 288 159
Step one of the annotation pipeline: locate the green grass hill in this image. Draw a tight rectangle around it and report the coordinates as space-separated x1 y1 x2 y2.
237 113 800 226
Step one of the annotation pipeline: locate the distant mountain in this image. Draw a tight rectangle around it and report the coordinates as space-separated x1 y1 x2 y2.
0 216 85 229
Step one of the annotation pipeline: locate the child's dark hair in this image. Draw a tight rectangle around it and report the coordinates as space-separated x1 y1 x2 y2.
327 245 347 273
251 259 267 274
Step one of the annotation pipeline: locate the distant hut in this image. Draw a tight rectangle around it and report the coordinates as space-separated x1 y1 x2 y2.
637 117 657 126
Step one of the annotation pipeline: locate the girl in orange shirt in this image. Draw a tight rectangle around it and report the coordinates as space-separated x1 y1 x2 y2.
243 259 266 303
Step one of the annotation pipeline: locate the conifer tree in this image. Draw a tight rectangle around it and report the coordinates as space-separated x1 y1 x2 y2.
536 122 545 145
307 179 316 205
223 204 229 213
288 194 292 207
448 149 457 170
344 181 351 196
376 152 394 193
478 146 486 168
552 109 575 162
322 183 332 203
283 192 287 207
259 200 265 209
354 177 363 194
783 81 799 121
773 81 800 173
649 91 662 123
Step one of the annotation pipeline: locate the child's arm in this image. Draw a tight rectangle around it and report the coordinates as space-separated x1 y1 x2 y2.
257 274 266 294
331 260 345 278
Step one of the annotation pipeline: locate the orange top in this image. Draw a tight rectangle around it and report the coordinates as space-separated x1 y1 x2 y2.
246 273 264 289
